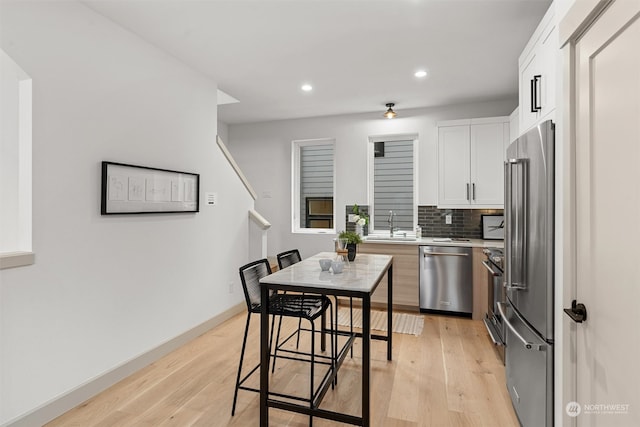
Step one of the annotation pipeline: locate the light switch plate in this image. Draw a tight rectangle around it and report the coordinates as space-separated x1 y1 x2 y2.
206 192 218 206
445 214 452 224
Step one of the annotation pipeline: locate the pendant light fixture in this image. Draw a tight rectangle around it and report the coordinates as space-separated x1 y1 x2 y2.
384 103 397 119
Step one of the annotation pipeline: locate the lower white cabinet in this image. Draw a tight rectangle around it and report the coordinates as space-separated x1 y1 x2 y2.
437 117 509 208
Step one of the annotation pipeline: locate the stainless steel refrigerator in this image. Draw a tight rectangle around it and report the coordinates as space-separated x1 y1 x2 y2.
499 120 554 427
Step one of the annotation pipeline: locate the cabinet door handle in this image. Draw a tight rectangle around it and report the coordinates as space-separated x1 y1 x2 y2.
531 75 542 112
472 183 476 200
466 183 470 200
530 78 537 112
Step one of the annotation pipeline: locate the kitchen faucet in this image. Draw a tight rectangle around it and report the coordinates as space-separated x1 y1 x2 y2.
387 210 396 237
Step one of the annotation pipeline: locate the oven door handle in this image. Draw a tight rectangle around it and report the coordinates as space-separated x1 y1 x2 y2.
481 260 501 276
497 302 543 351
483 317 504 346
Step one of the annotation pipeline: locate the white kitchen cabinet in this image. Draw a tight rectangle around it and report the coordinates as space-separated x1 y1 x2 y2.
519 4 557 134
438 124 470 206
509 107 519 143
437 117 509 208
471 122 509 205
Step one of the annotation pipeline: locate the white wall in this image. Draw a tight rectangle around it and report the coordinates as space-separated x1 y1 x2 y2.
0 2 252 424
555 0 577 23
217 119 230 146
0 51 22 252
228 99 515 258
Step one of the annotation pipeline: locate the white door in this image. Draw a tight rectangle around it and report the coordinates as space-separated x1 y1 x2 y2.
573 1 640 426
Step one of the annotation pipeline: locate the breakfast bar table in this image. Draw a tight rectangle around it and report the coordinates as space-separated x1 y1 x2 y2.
259 252 393 426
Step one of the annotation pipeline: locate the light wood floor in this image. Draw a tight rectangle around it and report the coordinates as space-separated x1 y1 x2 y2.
46 311 519 426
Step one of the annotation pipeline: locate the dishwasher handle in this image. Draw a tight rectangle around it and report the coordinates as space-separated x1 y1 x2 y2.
423 251 469 257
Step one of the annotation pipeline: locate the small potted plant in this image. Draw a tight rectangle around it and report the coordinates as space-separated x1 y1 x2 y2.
338 230 362 261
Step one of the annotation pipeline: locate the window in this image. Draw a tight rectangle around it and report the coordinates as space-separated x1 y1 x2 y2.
368 135 418 235
0 49 33 268
292 139 335 233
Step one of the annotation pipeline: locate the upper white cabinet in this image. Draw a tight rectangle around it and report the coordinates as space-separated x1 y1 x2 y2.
438 117 509 208
519 5 557 134
509 107 519 143
438 124 470 207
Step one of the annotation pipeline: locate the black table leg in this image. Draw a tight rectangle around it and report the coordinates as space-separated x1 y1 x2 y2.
362 295 371 427
387 264 393 361
321 309 326 351
260 285 269 426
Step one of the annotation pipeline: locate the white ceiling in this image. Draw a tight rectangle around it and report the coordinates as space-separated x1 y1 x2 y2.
83 0 552 124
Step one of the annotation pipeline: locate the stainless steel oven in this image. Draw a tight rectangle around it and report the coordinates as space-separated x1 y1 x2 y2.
482 247 505 363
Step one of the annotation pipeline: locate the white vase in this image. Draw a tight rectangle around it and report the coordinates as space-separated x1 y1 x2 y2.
355 224 363 237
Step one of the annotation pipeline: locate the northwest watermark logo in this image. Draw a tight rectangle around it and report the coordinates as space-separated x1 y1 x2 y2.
566 402 581 417
566 401 630 417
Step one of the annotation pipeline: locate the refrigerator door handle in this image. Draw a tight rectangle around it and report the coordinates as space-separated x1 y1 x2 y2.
497 302 544 351
505 158 528 291
504 161 513 289
520 159 529 288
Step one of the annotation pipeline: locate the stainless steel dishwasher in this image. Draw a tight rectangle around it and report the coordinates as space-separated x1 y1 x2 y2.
419 246 473 315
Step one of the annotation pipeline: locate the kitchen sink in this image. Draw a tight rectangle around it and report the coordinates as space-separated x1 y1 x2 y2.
364 235 417 242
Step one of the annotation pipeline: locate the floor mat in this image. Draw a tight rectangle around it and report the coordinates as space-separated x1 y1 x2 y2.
337 307 424 336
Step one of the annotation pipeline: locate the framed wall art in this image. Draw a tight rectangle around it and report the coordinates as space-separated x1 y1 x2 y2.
481 214 504 240
101 161 199 214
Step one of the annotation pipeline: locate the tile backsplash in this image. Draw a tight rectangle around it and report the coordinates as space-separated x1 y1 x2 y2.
344 205 503 239
418 206 503 239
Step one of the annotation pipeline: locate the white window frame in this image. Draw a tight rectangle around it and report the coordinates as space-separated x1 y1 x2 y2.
367 133 419 236
1 50 33 269
291 138 336 234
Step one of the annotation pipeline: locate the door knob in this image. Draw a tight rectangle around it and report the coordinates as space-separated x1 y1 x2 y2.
564 299 587 323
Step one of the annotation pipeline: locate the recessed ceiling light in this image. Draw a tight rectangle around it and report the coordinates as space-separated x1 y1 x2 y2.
414 70 428 78
301 84 313 92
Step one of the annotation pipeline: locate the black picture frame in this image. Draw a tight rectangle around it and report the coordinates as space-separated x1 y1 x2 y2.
101 161 199 215
481 214 505 240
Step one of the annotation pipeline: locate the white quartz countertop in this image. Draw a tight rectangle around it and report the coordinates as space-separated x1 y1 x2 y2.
361 236 503 248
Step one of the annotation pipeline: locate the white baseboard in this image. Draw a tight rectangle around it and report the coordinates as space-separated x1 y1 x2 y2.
3 303 245 427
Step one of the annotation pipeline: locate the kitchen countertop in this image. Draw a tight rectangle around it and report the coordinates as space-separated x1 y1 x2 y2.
361 236 504 249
